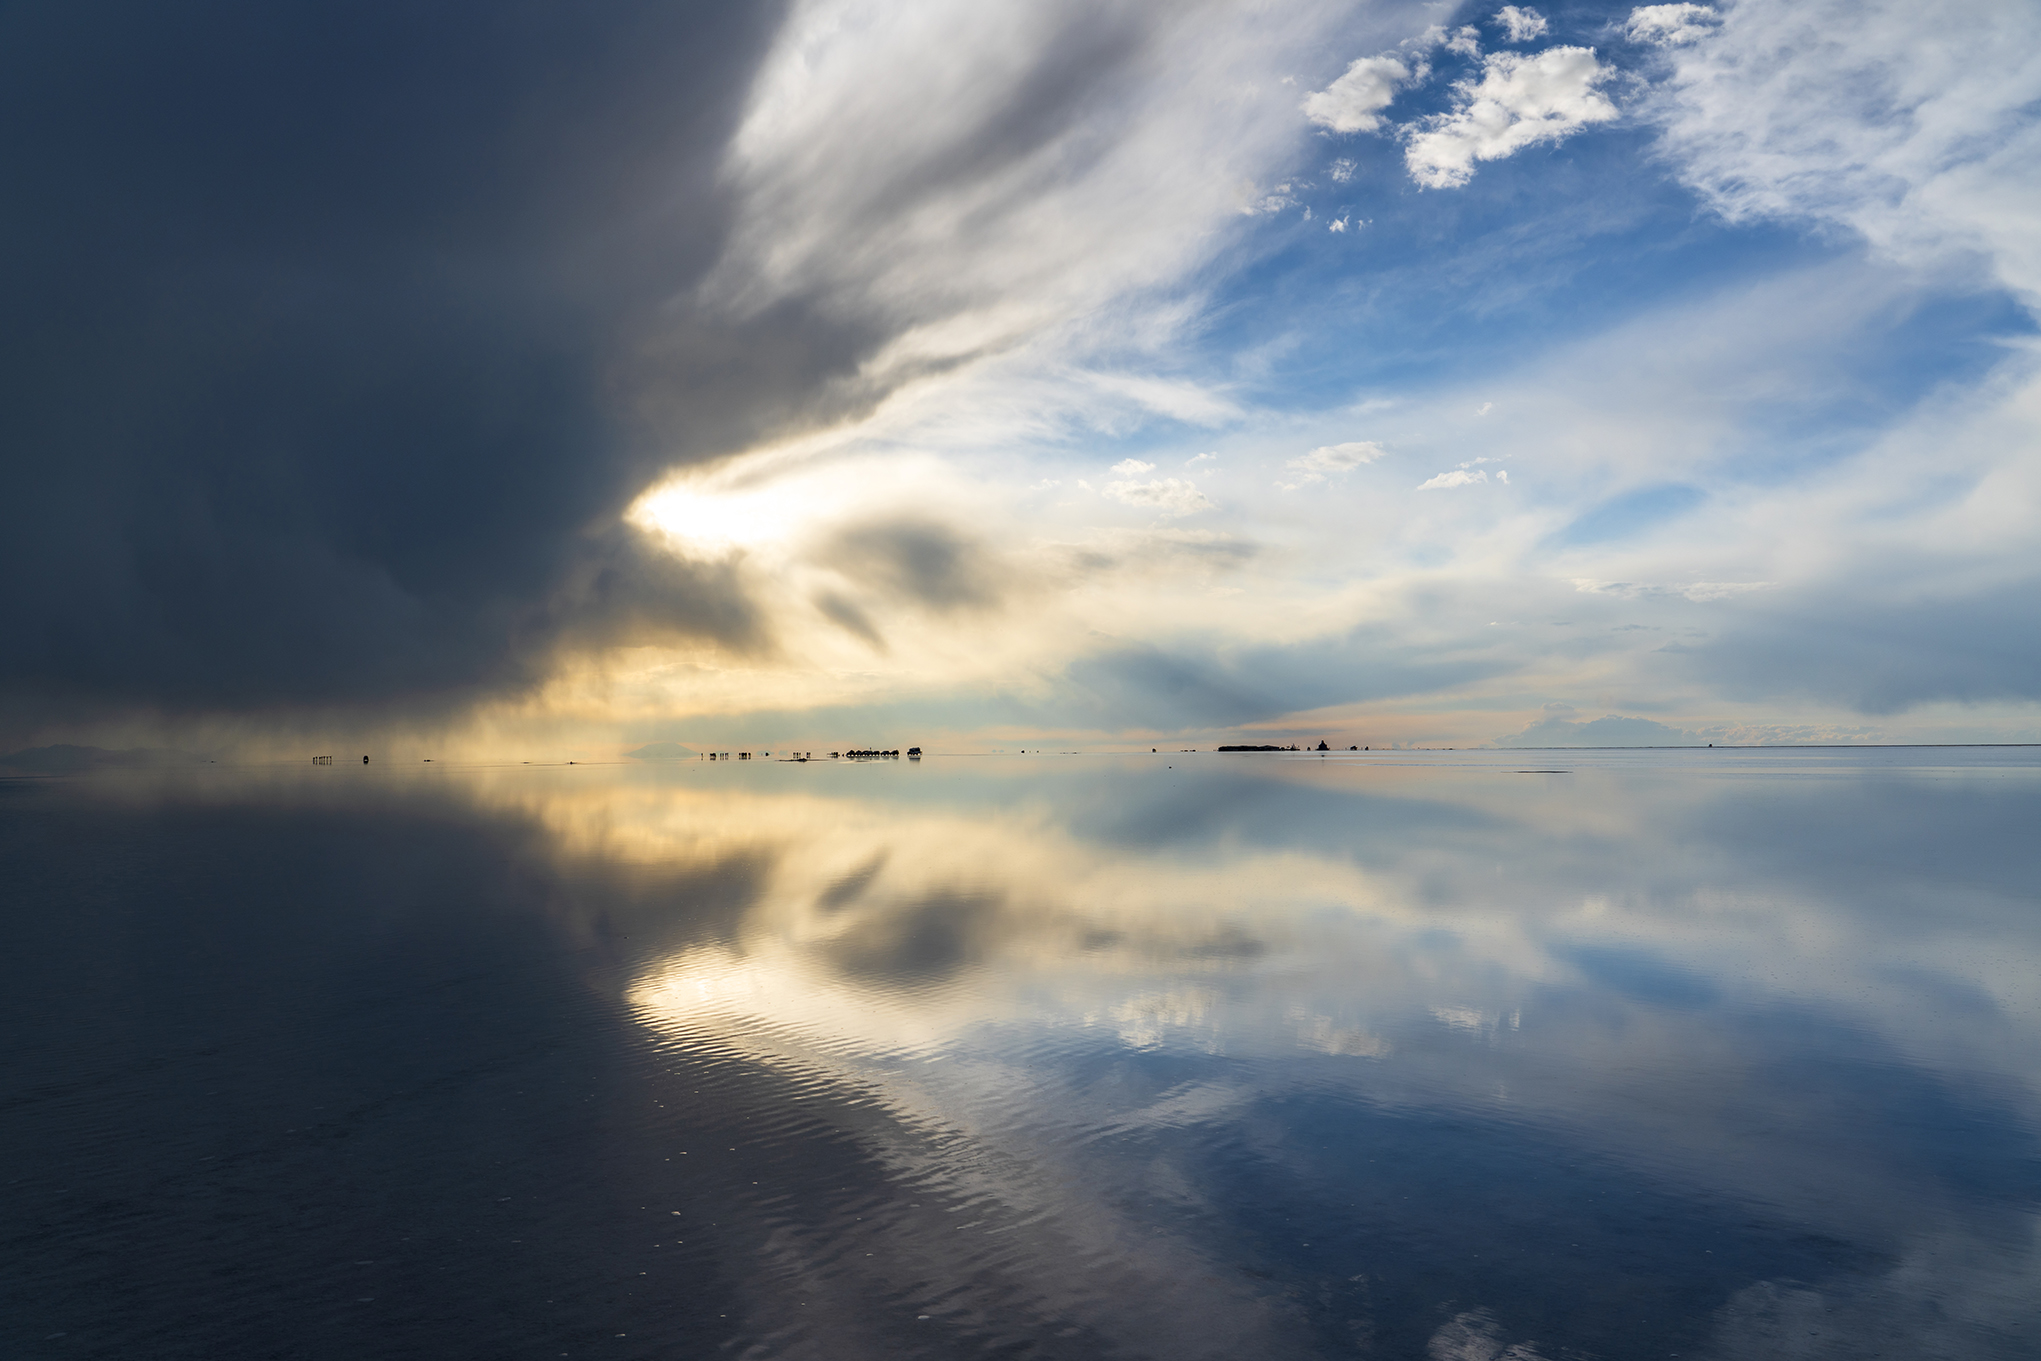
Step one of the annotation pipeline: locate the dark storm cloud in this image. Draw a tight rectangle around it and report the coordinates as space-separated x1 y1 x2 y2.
1680 572 2041 714
813 592 888 651
823 520 1001 613
0 0 801 730
0 0 1218 740
1058 626 1511 731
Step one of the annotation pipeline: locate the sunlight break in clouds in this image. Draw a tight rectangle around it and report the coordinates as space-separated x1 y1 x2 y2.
1405 46 1618 188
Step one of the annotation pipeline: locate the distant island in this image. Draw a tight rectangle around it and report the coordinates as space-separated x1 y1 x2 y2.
1216 744 1300 752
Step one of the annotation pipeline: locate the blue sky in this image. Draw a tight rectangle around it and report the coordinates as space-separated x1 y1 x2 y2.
4 0 2038 753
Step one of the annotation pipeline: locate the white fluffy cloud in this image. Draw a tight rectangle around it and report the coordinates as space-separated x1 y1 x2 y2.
1626 4 1720 46
1405 46 1618 188
1494 6 1549 43
1105 477 1214 516
1110 458 1156 474
1290 440 1388 474
1417 468 1488 489
1302 55 1416 134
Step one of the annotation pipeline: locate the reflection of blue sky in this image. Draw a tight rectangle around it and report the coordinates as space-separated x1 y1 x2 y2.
25 753 2031 1355
601 750 2041 1357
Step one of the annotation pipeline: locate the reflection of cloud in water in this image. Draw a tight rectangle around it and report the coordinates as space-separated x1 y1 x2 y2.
34 755 2039 1357
557 758 2040 1355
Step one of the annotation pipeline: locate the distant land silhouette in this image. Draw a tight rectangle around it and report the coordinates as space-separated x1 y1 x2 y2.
625 741 696 760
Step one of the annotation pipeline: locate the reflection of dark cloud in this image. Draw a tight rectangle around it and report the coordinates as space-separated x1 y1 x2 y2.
817 852 889 913
825 888 1003 987
21 755 2034 1358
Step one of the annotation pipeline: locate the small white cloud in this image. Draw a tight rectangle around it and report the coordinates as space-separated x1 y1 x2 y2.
1404 46 1618 189
1302 55 1416 134
1474 401 1493 415
1243 183 1299 215
1329 215 1350 232
1496 469 1509 483
1030 478 1062 490
1571 578 1777 602
1110 458 1156 475
1625 4 1720 46
1185 451 1218 467
1417 468 1489 490
1106 478 1213 516
1291 440 1388 474
1445 26 1482 57
1494 6 1549 42
1329 157 1358 183
1682 580 1776 602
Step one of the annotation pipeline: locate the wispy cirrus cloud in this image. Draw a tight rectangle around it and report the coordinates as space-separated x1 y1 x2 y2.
1626 4 1720 46
1105 477 1214 517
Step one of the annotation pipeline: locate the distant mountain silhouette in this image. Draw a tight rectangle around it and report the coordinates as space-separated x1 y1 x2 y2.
624 741 696 760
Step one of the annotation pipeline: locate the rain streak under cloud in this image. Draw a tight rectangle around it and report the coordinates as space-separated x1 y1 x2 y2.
2 0 2039 756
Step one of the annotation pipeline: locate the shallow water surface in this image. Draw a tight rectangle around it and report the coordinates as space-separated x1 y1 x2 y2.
3 749 2038 1358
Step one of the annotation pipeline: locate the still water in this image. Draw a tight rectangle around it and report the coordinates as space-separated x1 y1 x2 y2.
3 749 2037 1359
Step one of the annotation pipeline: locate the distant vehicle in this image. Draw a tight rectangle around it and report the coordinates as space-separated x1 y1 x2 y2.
907 747 922 756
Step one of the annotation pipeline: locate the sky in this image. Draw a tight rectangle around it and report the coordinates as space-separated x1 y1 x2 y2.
3 0 2039 755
